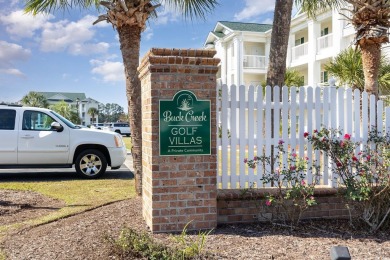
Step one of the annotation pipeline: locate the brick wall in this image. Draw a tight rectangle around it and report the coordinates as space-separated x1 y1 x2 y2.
217 188 350 224
138 48 220 233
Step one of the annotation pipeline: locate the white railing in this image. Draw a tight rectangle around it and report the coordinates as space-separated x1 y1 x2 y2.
217 84 389 189
291 43 308 61
317 33 333 52
243 55 267 69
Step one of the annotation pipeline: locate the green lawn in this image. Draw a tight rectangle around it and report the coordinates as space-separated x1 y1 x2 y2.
0 177 136 235
123 136 132 151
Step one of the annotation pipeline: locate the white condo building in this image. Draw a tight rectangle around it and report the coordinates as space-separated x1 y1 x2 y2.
204 7 390 88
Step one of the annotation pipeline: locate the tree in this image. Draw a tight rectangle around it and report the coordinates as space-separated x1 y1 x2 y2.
284 69 304 87
325 47 390 94
98 103 124 122
266 0 341 89
297 0 389 98
87 107 99 124
344 0 390 98
25 0 218 195
50 100 80 123
21 92 49 108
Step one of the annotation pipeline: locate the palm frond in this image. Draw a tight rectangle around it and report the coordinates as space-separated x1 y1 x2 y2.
25 0 100 14
161 0 219 20
295 0 345 19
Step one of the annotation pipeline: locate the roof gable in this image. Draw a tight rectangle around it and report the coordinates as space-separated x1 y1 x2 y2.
37 92 86 102
218 21 272 33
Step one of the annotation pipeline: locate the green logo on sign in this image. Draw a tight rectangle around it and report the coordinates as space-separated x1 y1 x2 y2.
159 90 211 156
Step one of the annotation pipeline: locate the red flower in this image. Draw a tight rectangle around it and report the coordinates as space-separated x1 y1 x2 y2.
244 158 248 163
352 156 358 162
314 129 318 133
340 141 344 148
366 155 371 161
344 133 351 140
336 162 342 168
303 132 309 138
290 165 296 171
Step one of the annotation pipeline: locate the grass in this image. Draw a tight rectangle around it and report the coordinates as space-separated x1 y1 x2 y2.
0 177 136 235
122 136 132 151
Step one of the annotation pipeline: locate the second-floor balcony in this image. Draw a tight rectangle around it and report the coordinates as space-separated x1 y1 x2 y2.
243 55 267 69
292 42 308 61
317 33 333 52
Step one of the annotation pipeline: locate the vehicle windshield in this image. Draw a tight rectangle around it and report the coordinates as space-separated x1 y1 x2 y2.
50 111 77 129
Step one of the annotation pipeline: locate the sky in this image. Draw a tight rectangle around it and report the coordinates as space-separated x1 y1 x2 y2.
0 0 283 109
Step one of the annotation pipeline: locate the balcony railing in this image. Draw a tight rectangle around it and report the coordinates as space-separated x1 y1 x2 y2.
317 33 333 52
243 55 267 69
291 42 308 61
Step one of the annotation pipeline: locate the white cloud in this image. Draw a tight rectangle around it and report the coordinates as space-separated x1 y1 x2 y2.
1 11 110 56
0 41 30 77
0 41 31 63
234 0 275 21
39 15 110 55
152 4 180 25
0 10 54 39
90 59 124 82
0 68 26 78
143 27 153 41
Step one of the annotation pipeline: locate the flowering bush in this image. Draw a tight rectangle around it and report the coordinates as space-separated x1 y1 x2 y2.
305 128 390 232
244 140 320 225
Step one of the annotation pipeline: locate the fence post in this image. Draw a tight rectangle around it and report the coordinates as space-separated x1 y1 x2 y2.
138 48 220 233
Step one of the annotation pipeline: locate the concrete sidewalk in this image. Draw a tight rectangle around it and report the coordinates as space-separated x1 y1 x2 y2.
124 151 134 172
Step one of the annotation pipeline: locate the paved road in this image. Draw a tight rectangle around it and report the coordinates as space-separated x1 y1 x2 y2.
0 154 134 180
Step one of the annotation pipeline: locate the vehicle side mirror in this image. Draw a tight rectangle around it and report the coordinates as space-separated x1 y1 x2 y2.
51 122 64 132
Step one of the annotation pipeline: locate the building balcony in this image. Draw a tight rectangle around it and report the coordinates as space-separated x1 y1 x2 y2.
243 55 268 70
291 42 309 62
317 33 333 53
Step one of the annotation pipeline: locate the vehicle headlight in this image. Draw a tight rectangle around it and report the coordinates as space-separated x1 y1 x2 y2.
114 135 124 148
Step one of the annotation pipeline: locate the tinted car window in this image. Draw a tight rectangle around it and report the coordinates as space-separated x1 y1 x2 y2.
23 110 55 131
0 109 16 130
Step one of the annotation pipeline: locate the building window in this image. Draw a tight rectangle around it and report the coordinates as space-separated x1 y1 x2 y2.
321 71 328 83
295 37 304 46
321 27 329 36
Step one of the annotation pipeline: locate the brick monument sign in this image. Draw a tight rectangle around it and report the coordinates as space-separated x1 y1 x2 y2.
138 48 220 232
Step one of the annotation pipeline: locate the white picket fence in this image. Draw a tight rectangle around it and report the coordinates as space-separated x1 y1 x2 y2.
217 84 390 189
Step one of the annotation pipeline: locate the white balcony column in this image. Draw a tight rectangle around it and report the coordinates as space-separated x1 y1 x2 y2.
332 8 343 53
308 20 321 87
265 36 271 68
286 34 295 67
233 35 244 85
218 41 227 84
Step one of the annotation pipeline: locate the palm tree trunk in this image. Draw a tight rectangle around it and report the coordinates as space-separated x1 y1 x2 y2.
266 0 293 88
266 0 293 178
117 24 143 196
361 43 381 99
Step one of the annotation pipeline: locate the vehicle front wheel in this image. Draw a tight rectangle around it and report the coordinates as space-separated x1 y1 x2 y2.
75 149 107 178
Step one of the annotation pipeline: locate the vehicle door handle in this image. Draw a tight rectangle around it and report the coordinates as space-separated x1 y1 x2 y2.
21 135 34 139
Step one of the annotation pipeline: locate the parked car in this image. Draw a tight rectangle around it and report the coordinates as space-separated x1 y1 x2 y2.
0 105 127 178
103 122 131 136
90 123 105 130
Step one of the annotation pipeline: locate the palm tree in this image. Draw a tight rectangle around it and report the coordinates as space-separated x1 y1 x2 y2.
284 69 304 87
295 0 389 98
88 107 99 124
325 47 390 94
266 0 341 90
50 100 81 123
25 0 218 196
21 91 49 108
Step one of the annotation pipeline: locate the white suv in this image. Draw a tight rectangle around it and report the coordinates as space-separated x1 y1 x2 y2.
103 122 131 136
0 105 127 178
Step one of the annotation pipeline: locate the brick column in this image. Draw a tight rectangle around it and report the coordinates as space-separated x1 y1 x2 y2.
138 48 220 233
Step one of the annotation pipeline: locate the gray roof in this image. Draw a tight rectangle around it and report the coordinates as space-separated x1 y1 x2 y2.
218 21 272 33
36 92 86 102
